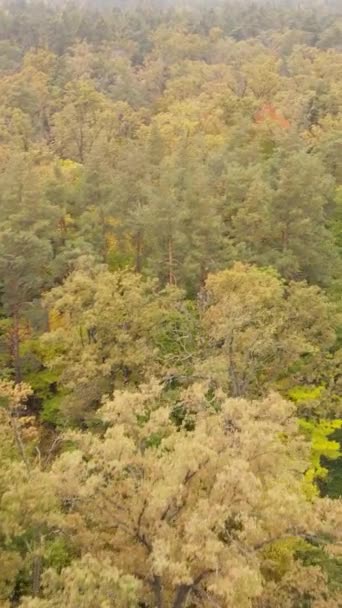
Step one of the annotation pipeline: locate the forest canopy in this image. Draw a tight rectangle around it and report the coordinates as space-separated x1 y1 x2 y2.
0 0 341 606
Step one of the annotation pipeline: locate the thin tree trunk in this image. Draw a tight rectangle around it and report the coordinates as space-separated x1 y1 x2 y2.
281 221 290 252
168 236 176 286
10 413 29 472
100 207 108 260
78 124 84 163
58 216 67 245
152 575 163 608
227 333 241 397
32 554 42 596
199 261 208 289
172 585 191 608
135 230 143 273
12 307 21 384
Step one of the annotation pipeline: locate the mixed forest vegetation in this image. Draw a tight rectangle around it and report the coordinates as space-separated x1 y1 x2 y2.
0 0 341 606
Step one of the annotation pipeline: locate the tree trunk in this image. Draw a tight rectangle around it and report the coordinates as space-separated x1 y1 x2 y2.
32 554 42 597
135 230 143 273
171 570 213 608
99 207 108 260
168 236 176 286
152 576 163 608
172 585 191 608
281 221 290 252
11 307 21 384
10 412 29 471
227 333 242 397
78 124 84 163
58 216 67 246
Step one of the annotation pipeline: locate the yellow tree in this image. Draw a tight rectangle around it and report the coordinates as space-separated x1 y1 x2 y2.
49 381 342 608
0 381 59 600
42 261 194 423
199 263 337 397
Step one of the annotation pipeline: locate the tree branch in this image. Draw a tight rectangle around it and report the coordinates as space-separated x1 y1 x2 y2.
161 461 209 523
254 531 341 551
172 570 214 608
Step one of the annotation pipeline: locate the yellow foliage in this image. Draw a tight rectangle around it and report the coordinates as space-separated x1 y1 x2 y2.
48 309 66 331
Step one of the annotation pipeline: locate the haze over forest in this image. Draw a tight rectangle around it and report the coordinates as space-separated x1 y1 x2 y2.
0 0 341 606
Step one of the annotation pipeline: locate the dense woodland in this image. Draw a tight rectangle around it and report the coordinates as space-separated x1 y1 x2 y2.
0 0 341 606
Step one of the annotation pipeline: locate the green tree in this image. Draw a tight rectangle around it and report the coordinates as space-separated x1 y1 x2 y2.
232 150 339 285
0 231 52 382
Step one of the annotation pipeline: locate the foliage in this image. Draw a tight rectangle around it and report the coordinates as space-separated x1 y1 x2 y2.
299 419 342 496
199 263 337 397
48 382 341 608
0 0 341 605
19 554 140 608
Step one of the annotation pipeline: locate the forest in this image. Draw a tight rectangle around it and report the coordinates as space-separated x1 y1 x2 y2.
0 0 341 606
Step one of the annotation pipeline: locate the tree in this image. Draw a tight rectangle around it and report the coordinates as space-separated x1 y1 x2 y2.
199 263 337 397
19 555 140 608
52 80 110 163
0 59 53 140
50 381 342 608
42 261 193 423
139 137 231 293
254 563 342 608
232 149 339 285
0 231 53 382
0 381 60 601
0 150 65 382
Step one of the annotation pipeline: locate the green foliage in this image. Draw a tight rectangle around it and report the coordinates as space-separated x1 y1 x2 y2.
296 543 342 591
106 248 134 271
152 298 198 368
287 385 324 404
44 538 73 572
25 370 58 401
40 393 66 426
261 537 308 581
299 419 342 495
320 427 342 498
